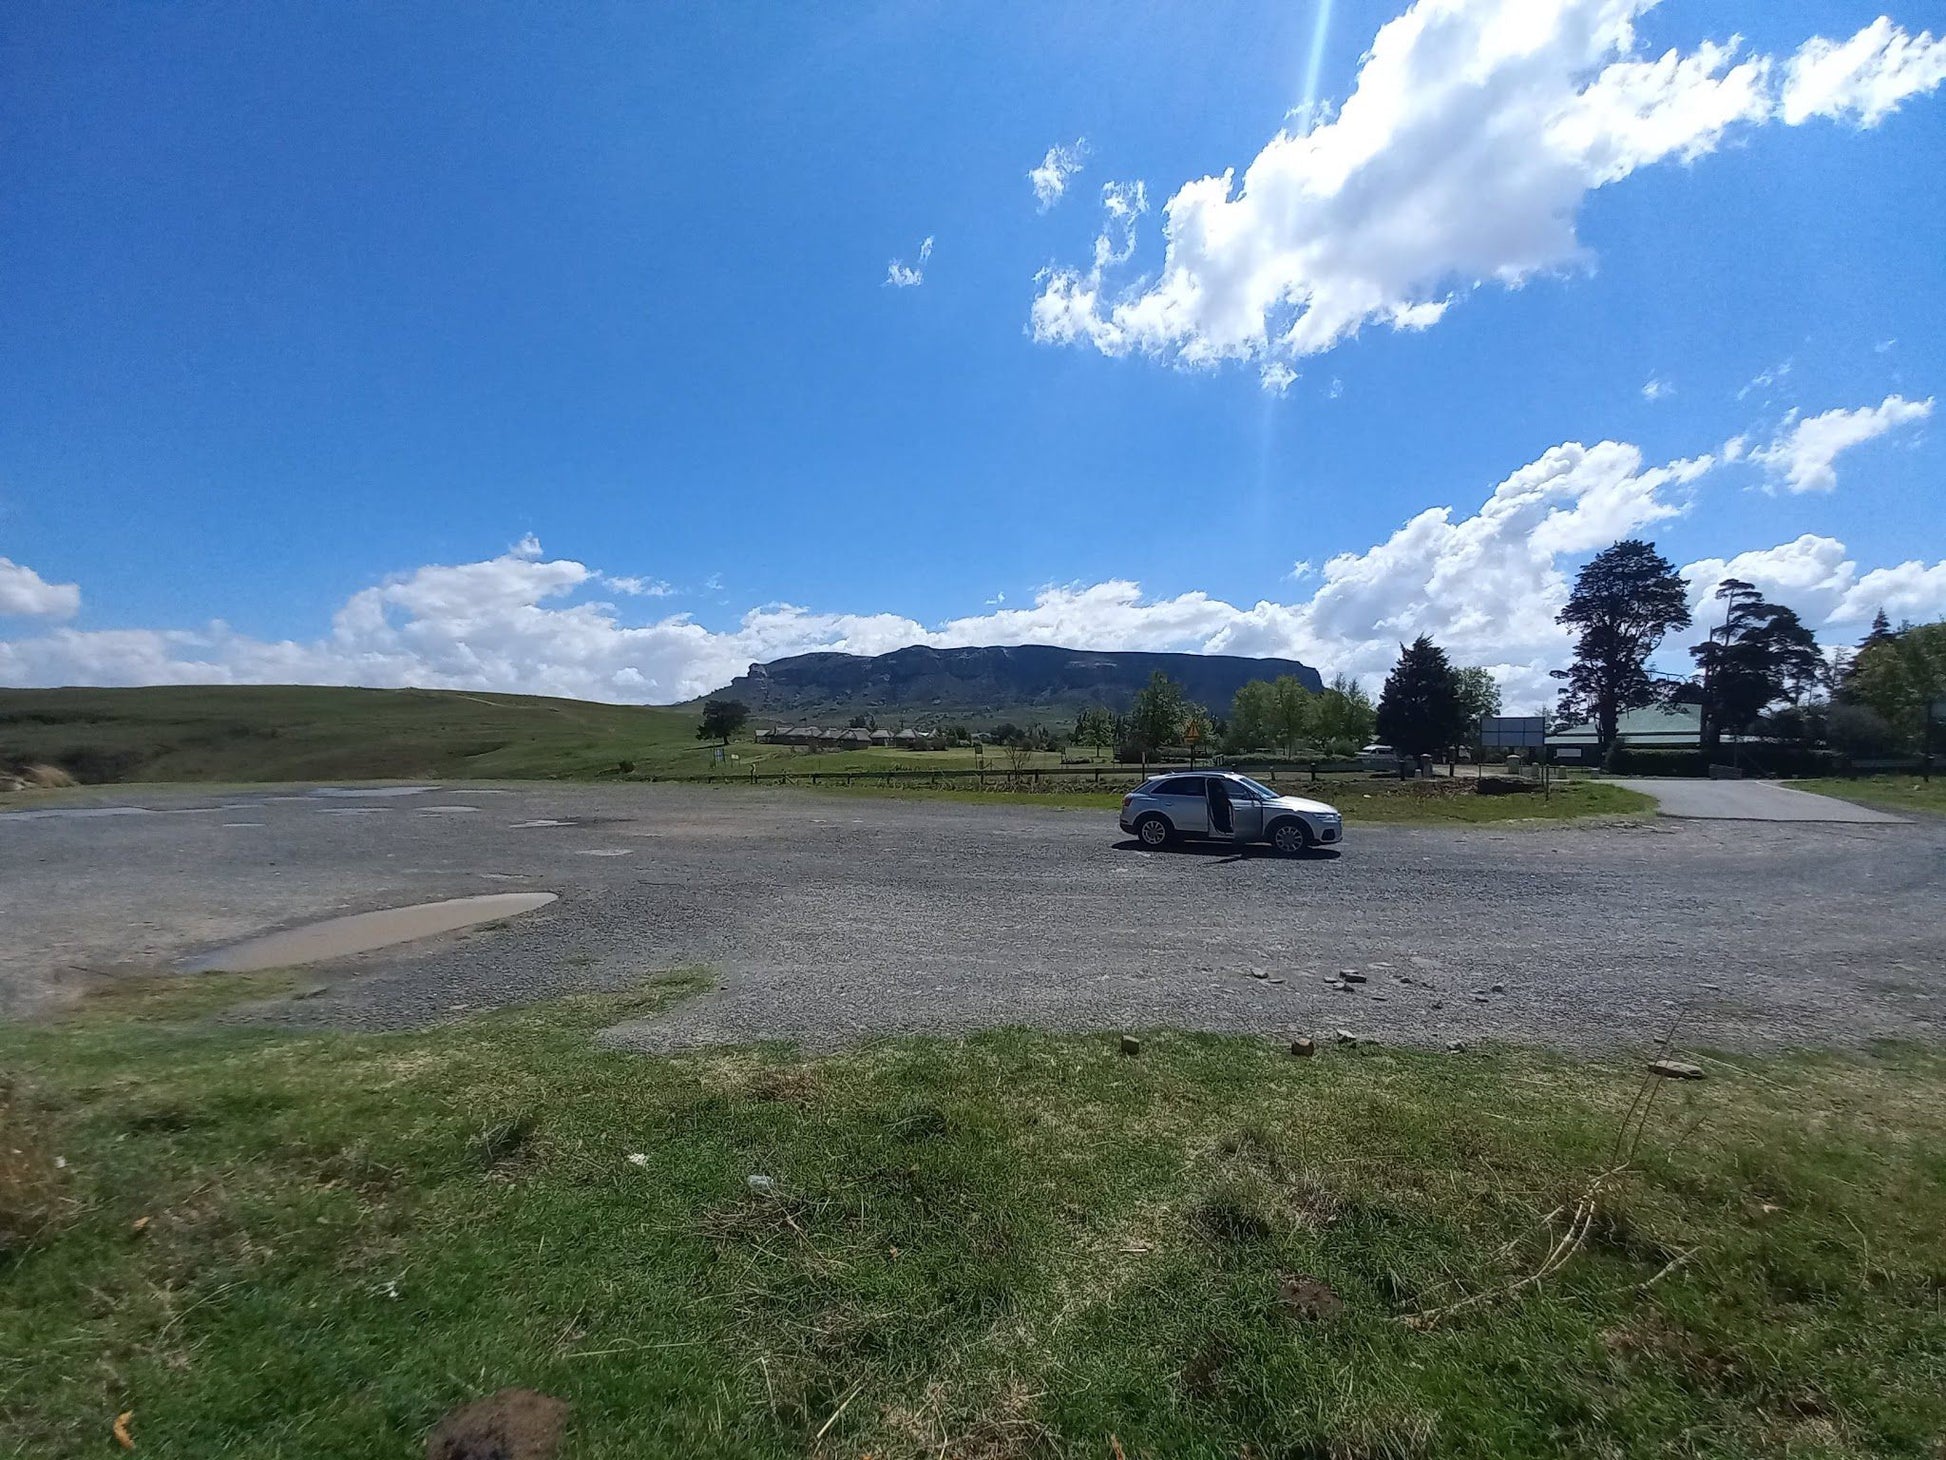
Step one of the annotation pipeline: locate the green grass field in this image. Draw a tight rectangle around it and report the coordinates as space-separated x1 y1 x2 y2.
0 684 1085 785
3 976 1941 1458
1 685 1655 827
1788 776 1946 817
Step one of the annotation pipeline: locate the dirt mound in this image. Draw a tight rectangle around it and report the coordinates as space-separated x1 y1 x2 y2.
0 762 76 792
426 1388 568 1459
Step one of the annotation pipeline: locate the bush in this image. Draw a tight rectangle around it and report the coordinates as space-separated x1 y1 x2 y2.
1602 744 1843 778
1605 747 1709 777
1827 703 1902 758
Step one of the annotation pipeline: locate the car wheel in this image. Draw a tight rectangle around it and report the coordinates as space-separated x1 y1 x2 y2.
1135 814 1172 848
1269 819 1311 856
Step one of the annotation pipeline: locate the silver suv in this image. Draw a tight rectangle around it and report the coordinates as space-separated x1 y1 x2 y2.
1119 771 1343 854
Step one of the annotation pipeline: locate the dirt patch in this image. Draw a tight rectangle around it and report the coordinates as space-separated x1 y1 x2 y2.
425 1388 569 1460
1277 1272 1345 1321
180 893 558 973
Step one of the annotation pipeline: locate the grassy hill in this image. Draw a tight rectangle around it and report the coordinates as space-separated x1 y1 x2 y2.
0 685 711 784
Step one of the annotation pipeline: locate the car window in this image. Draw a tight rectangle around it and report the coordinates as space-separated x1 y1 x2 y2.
1154 776 1204 797
1217 777 1260 800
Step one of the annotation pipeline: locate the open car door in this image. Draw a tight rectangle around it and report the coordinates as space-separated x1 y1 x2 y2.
1207 780 1264 844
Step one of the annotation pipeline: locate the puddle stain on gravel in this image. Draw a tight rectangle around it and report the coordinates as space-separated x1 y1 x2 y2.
179 893 558 972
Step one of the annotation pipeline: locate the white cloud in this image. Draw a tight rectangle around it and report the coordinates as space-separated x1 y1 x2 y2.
1259 362 1298 395
0 557 81 619
1737 358 1792 402
1682 534 1946 635
4 426 1936 712
600 574 675 597
1029 139 1088 210
885 235 934 289
1030 3 1942 376
1641 376 1672 401
1747 393 1933 493
0 441 1702 709
1781 16 1946 126
1288 560 1316 582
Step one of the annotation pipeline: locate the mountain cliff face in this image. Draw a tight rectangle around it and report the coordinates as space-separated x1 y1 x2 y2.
710 644 1324 724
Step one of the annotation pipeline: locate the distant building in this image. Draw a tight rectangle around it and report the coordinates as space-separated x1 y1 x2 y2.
1548 704 1702 760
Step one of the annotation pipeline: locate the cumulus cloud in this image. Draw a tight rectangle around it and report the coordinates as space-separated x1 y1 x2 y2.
1029 139 1089 210
0 438 1719 710
1682 534 1946 635
1748 393 1933 493
5 416 1938 711
1781 16 1946 126
885 235 934 288
1030 2 1944 375
0 557 81 619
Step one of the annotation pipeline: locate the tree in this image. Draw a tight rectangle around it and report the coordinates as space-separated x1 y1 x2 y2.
1690 581 1825 747
1858 607 1896 653
1072 705 1116 760
1376 636 1467 760
1127 671 1186 761
1311 674 1377 755
1269 676 1313 758
696 699 749 745
1554 539 1692 750
1227 680 1277 752
1454 667 1502 742
848 712 876 730
991 722 1023 747
1847 621 1946 751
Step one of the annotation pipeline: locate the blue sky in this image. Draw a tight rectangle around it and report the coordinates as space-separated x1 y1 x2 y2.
2 0 1942 705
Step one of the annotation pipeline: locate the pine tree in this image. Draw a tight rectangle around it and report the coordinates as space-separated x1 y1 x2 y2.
1375 636 1466 759
1554 540 1692 749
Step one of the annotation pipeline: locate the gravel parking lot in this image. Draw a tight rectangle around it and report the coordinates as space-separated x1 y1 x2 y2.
3 782 1941 1054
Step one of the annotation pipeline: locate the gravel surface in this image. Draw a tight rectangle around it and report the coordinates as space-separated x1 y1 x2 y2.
3 781 1941 1054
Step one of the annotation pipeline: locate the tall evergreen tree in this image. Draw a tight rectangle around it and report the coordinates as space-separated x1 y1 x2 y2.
1554 540 1692 749
1375 636 1466 759
1691 581 1825 746
1859 607 1896 652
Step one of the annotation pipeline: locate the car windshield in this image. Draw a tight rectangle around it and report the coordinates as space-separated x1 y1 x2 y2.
1231 776 1278 800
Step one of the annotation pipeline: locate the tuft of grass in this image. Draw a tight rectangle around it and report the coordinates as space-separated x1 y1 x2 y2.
0 983 1941 1457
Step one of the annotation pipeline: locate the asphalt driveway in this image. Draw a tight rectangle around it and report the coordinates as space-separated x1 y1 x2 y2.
1614 778 1908 822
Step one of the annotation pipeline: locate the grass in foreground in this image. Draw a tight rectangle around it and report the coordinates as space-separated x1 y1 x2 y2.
1789 775 1946 817
4 977 1943 1458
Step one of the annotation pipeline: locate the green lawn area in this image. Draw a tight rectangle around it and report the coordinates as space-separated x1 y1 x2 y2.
5 976 1941 1457
1789 776 1946 817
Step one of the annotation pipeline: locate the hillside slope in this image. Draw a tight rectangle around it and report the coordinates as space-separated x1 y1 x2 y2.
0 685 697 783
711 644 1323 724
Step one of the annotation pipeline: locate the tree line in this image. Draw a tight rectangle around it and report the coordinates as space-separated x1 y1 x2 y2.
698 548 1941 768
1553 537 1943 761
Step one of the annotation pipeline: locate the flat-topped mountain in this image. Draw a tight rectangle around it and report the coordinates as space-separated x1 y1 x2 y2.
709 644 1324 725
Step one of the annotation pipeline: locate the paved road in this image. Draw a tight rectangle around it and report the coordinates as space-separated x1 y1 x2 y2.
2 782 1941 1055
1614 778 1908 823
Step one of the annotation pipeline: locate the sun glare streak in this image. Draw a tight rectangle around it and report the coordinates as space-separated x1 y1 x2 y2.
1299 0 1336 126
